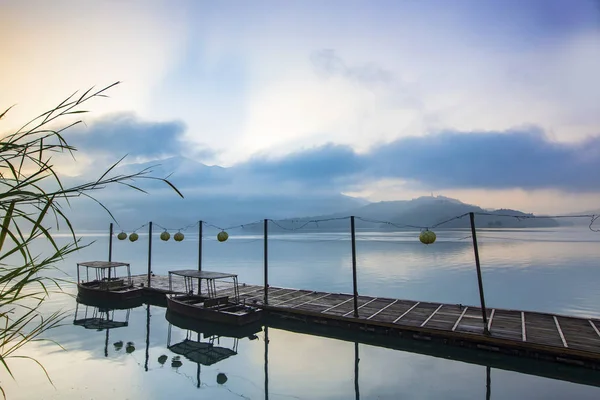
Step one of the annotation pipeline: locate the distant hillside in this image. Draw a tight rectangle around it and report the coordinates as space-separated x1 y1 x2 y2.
244 196 560 232
53 156 568 232
555 208 600 227
58 156 368 230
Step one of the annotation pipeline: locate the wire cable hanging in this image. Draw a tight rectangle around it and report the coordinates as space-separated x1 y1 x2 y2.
109 211 600 243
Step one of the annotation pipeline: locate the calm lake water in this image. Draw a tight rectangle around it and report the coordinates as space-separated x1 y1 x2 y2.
3 226 600 399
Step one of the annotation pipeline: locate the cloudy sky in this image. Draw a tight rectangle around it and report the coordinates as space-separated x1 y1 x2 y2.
2 0 600 213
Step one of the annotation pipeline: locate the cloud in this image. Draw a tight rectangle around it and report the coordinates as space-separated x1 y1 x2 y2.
240 144 367 188
310 49 393 86
64 113 217 162
66 113 186 158
170 0 598 164
237 127 600 192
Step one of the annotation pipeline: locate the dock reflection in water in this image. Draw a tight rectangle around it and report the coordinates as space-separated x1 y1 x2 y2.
73 300 137 358
69 297 600 399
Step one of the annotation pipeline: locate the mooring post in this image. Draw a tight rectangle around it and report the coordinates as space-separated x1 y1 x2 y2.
108 222 113 262
198 220 203 272
264 218 269 305
351 216 359 317
198 220 203 294
469 212 489 334
147 221 153 288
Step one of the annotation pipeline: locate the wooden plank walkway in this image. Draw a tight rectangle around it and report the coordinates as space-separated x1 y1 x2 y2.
214 284 600 366
131 275 600 369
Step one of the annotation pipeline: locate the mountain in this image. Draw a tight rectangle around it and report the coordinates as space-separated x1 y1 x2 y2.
554 208 600 227
242 195 561 232
53 157 564 232
59 156 368 230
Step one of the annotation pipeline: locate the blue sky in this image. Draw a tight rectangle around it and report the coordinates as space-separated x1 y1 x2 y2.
2 0 599 213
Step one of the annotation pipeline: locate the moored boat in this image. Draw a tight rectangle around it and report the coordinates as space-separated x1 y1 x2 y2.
165 270 263 326
76 261 143 303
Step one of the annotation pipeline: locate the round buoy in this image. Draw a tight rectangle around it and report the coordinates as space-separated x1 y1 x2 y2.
217 373 228 385
171 356 182 368
174 232 184 242
419 229 436 245
217 231 229 242
117 232 127 240
160 231 170 241
158 355 168 365
125 341 135 353
129 232 139 242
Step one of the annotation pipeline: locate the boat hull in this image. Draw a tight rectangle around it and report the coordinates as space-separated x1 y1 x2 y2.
166 295 263 326
77 282 144 305
165 310 263 338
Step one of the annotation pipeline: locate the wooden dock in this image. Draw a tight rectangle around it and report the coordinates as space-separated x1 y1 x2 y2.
130 275 600 370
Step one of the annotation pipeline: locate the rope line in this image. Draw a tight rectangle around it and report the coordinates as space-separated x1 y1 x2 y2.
111 212 600 235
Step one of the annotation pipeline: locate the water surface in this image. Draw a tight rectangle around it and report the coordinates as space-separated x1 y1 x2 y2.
3 226 600 399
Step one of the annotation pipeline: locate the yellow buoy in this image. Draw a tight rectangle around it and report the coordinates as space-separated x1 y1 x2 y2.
217 231 229 242
117 232 127 240
419 229 436 245
129 232 139 242
174 232 184 242
160 231 170 241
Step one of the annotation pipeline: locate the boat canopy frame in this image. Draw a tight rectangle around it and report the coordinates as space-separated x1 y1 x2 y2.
167 324 239 366
73 302 131 330
168 270 240 302
77 261 133 287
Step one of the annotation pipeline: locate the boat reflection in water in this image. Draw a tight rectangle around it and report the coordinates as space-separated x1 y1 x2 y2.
165 310 263 388
73 298 143 357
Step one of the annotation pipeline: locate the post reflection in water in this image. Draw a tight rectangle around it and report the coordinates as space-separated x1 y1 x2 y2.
144 304 150 372
264 326 269 400
487 365 491 400
355 342 360 400
72 299 600 400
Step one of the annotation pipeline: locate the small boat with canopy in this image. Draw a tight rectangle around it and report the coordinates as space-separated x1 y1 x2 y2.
166 270 263 326
76 261 143 303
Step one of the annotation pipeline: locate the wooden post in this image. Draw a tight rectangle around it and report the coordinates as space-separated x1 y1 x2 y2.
469 212 489 335
108 223 114 282
264 219 269 305
147 222 153 288
198 220 203 271
198 220 203 294
108 223 113 262
351 216 358 317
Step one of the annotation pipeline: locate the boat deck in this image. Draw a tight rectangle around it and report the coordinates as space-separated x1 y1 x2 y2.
130 275 600 369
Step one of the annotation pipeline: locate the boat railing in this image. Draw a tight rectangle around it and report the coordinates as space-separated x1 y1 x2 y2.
203 296 229 309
